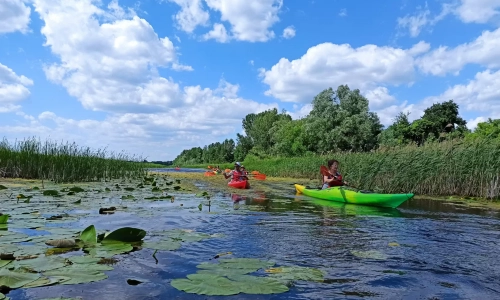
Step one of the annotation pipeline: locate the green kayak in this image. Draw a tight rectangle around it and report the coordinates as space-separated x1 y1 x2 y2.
295 184 414 208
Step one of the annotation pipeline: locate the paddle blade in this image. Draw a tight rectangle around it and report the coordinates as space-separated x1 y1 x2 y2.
251 171 260 175
253 174 266 180
204 171 215 176
225 168 231 173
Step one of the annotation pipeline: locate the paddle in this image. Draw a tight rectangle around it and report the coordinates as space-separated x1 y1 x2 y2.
204 171 215 177
248 173 266 180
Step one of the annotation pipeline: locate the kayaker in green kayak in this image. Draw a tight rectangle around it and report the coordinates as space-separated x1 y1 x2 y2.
224 162 249 181
321 159 349 189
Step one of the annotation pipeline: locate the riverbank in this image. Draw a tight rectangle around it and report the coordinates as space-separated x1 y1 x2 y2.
149 171 500 211
177 139 500 200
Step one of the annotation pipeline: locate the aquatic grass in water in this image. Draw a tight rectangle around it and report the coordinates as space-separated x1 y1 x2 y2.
0 137 147 183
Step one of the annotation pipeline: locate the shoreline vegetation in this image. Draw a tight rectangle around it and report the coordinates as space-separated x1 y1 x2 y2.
171 85 500 201
179 138 500 200
0 137 147 183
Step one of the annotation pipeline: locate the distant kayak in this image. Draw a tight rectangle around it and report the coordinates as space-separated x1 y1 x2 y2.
175 167 180 170
294 184 413 208
228 180 249 189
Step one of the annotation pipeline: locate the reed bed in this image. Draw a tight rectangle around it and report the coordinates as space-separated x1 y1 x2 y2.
0 137 147 183
242 138 500 199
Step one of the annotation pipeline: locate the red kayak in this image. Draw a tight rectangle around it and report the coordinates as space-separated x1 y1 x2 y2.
228 180 249 189
175 167 180 170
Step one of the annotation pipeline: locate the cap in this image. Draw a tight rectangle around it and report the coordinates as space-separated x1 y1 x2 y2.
235 162 241 167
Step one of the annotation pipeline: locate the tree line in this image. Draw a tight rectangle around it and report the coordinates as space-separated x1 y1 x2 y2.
172 84 500 165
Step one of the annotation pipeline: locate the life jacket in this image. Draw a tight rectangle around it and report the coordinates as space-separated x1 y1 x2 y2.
324 171 343 187
231 170 244 181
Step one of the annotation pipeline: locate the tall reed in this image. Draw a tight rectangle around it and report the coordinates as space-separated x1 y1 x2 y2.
0 137 147 183
242 138 500 199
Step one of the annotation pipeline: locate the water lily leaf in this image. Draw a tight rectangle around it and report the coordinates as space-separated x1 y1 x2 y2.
68 187 84 193
0 232 30 243
13 256 68 272
88 242 133 258
228 274 289 294
351 250 388 260
43 190 59 196
0 260 13 269
196 268 254 276
0 269 40 288
43 267 108 285
214 258 275 270
22 276 68 288
265 266 325 282
0 185 7 190
0 215 8 224
68 256 101 264
143 240 181 251
0 292 5 300
159 229 212 242
102 227 146 243
80 225 97 244
171 273 241 296
388 242 400 247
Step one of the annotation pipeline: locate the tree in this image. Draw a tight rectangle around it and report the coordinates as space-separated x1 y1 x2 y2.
467 118 500 140
304 85 383 153
270 118 308 156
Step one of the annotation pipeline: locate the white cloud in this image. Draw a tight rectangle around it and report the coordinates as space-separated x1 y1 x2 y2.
259 41 429 103
397 4 431 37
288 104 312 120
339 8 347 17
453 0 500 24
0 0 31 34
204 0 283 42
33 0 192 113
168 0 209 33
1 80 278 160
0 62 33 113
202 23 230 43
417 27 500 76
282 26 295 39
421 69 500 116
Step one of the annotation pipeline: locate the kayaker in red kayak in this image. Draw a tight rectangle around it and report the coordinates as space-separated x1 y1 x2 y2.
224 162 248 181
322 159 349 189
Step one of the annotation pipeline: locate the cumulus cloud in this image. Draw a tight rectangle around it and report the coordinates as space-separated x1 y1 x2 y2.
453 0 500 24
259 41 430 103
202 23 230 42
168 0 210 33
0 63 33 113
0 0 31 34
204 0 283 42
282 26 295 39
417 27 500 76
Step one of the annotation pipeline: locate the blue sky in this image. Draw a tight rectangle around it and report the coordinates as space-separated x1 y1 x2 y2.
1 0 500 160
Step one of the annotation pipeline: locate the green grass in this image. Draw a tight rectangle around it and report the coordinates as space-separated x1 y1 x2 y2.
0 137 147 183
196 138 500 199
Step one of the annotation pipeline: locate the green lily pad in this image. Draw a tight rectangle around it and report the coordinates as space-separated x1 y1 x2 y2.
43 267 108 285
265 266 325 282
68 256 101 264
0 269 40 288
171 273 241 296
102 227 146 243
68 187 85 193
88 242 133 258
143 240 181 251
43 190 59 196
23 276 68 288
351 250 388 260
228 274 289 294
0 292 5 300
196 268 255 276
13 256 68 272
0 215 8 224
0 260 13 269
157 229 212 242
0 185 7 190
201 258 275 270
80 225 97 244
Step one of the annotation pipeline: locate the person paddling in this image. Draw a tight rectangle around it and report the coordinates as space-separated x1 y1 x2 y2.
224 162 248 181
322 159 348 189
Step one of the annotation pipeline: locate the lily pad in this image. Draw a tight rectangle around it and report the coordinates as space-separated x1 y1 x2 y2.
13 256 68 272
23 276 68 288
158 229 212 242
228 274 289 294
171 273 241 296
102 227 146 243
43 190 59 196
0 185 7 190
265 266 325 282
142 240 181 251
88 242 134 258
0 215 8 224
351 250 388 260
43 267 108 285
80 225 97 244
0 269 40 288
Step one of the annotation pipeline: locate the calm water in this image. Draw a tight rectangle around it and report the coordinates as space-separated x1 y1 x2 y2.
8 179 500 300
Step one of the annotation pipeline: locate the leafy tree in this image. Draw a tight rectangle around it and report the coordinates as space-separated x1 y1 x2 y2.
304 85 383 153
467 118 500 140
270 118 308 156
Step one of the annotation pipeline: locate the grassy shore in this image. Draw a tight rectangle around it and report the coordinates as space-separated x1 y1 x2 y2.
179 138 500 199
0 137 147 183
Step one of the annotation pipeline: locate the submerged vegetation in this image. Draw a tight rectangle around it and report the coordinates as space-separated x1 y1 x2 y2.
0 137 147 183
173 84 500 199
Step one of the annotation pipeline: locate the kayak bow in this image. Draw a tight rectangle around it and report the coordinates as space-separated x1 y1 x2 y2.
228 180 249 189
295 184 413 208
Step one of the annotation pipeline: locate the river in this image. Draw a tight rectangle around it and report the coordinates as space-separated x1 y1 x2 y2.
6 172 500 300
